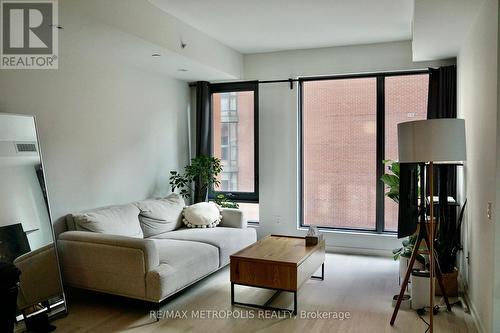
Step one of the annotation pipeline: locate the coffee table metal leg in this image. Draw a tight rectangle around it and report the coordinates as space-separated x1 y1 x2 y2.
311 262 325 280
231 283 234 305
293 291 297 315
231 284 296 315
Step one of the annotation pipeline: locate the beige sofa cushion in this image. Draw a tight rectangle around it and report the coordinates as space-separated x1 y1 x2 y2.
152 227 257 266
135 194 185 238
72 203 143 238
146 239 219 300
182 202 222 228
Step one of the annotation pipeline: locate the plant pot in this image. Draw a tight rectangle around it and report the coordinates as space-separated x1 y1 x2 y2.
411 270 435 309
435 267 458 297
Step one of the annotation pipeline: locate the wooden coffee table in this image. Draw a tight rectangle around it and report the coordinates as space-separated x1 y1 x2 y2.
230 235 325 315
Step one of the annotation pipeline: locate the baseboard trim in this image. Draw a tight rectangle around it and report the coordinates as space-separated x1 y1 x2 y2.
463 292 485 333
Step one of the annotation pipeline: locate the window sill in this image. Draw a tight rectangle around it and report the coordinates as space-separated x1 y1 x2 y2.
297 226 397 238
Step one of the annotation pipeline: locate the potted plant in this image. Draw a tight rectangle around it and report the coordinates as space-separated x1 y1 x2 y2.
381 160 424 283
169 155 222 203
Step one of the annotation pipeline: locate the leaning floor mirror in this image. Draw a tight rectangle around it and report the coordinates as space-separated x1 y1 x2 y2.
0 113 66 332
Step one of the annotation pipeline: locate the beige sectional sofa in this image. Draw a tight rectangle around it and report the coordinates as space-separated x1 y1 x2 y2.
57 194 257 304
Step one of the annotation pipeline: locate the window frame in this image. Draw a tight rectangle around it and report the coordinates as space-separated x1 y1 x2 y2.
209 81 259 203
298 70 429 234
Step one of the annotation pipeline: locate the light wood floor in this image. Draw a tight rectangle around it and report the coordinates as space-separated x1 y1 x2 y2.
52 254 477 333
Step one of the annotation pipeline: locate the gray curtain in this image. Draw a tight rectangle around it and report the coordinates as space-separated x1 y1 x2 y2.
427 66 457 119
195 81 212 157
427 66 457 200
194 81 211 203
427 65 459 273
426 65 457 206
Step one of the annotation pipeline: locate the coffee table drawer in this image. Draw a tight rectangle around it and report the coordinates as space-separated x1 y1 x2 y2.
230 260 297 291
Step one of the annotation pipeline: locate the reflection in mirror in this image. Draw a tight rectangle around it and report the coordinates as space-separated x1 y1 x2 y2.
0 114 66 333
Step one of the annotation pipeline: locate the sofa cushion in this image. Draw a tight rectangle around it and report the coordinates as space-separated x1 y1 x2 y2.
72 204 143 238
135 194 185 237
151 227 257 266
182 202 222 228
145 239 219 300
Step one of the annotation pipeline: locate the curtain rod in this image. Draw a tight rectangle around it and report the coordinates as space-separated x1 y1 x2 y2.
188 78 298 89
188 68 431 90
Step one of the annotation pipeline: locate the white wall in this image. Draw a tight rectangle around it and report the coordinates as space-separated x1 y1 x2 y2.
244 41 454 254
457 0 499 332
245 40 454 81
0 4 191 235
494 2 500 332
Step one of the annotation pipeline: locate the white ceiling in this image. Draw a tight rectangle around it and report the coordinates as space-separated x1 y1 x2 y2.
149 0 414 54
61 0 240 82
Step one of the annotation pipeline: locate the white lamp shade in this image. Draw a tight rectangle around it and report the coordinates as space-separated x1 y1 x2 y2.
398 118 466 163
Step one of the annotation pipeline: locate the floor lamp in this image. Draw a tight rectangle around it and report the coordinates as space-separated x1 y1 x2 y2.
394 118 466 333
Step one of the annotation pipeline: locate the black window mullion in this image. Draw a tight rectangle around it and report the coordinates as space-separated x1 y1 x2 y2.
298 79 305 228
375 76 385 233
253 84 259 201
209 81 259 203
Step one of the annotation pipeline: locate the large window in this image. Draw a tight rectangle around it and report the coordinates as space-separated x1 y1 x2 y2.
300 72 429 232
210 82 259 221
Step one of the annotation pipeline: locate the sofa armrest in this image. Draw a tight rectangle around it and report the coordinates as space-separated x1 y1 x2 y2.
58 231 159 271
219 208 246 229
57 231 159 300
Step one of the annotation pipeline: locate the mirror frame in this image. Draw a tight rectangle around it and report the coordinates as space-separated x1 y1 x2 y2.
0 112 68 319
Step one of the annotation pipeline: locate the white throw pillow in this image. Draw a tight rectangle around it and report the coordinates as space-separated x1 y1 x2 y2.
135 193 185 237
182 202 222 228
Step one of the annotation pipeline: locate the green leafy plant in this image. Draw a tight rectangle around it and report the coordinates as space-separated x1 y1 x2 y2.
213 194 239 209
380 160 400 204
392 233 426 265
169 155 222 203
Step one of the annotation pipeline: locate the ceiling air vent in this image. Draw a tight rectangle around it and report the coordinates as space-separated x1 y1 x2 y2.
15 142 37 153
